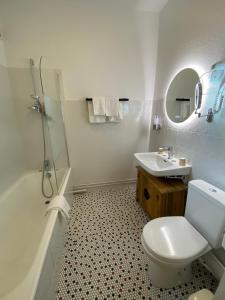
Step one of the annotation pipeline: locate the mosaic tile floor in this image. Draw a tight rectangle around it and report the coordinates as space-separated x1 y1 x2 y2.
56 184 218 300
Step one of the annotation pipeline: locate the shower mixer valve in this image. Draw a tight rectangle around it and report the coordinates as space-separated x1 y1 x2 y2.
44 159 51 172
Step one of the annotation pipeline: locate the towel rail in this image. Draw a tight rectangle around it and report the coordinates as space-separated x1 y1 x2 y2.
176 98 190 102
86 98 129 102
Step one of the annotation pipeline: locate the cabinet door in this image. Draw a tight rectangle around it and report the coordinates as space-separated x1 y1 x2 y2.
142 177 162 219
142 175 150 211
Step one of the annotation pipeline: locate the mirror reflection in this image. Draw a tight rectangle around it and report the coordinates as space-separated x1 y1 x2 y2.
166 68 199 123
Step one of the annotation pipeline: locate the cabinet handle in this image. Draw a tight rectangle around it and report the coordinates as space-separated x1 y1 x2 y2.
144 188 150 200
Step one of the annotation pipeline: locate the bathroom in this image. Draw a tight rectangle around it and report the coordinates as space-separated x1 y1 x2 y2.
0 0 225 299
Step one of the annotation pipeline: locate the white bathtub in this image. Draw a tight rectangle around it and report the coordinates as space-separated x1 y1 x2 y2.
0 168 71 300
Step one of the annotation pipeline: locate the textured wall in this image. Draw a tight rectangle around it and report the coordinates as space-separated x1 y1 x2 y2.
150 0 225 267
151 0 225 188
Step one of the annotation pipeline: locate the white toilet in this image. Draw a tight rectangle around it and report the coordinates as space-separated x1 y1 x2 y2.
141 179 225 288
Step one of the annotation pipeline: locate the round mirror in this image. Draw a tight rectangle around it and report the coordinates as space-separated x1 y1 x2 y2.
166 68 200 123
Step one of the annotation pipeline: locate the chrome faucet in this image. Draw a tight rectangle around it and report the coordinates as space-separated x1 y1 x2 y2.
159 145 174 159
28 94 44 114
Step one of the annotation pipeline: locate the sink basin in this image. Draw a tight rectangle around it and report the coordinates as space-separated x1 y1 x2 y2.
134 152 191 177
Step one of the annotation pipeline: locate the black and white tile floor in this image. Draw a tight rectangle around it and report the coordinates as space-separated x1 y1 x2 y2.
56 184 218 300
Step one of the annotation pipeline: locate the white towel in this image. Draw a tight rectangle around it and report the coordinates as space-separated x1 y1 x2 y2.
107 102 123 122
92 97 106 115
46 195 71 220
88 102 106 123
105 98 120 117
118 102 123 119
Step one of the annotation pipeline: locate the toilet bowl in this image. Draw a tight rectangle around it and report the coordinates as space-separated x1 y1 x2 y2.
141 180 225 288
141 217 209 288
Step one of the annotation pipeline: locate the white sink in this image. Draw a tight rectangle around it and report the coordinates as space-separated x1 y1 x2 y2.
134 152 191 177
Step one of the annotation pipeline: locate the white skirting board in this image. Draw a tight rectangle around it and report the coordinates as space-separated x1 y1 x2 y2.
199 252 225 281
65 178 136 194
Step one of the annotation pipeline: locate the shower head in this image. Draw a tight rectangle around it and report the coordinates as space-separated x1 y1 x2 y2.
29 57 38 97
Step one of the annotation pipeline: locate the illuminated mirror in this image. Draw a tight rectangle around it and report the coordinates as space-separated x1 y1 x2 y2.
166 68 200 123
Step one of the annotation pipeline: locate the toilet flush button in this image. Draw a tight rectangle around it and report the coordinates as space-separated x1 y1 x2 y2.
209 187 217 193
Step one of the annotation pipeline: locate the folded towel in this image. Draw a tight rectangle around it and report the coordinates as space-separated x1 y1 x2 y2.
107 102 123 122
88 102 106 123
105 98 120 117
46 195 71 220
119 102 123 119
93 97 106 116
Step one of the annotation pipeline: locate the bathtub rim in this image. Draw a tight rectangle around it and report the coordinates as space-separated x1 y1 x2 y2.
1 167 71 300
31 167 71 298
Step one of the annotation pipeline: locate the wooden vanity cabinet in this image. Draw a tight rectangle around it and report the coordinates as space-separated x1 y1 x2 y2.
136 166 187 219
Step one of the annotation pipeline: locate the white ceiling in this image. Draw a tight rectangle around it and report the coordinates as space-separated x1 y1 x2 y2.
78 0 168 12
136 0 168 12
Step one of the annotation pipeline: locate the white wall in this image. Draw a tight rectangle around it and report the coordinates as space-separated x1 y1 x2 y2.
0 41 6 66
0 39 26 193
0 0 159 186
151 0 225 267
0 0 159 100
0 20 59 193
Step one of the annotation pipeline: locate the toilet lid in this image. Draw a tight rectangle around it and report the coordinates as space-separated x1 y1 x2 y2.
142 217 208 263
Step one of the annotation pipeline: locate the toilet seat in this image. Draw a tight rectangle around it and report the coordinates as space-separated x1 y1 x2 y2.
142 217 209 264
